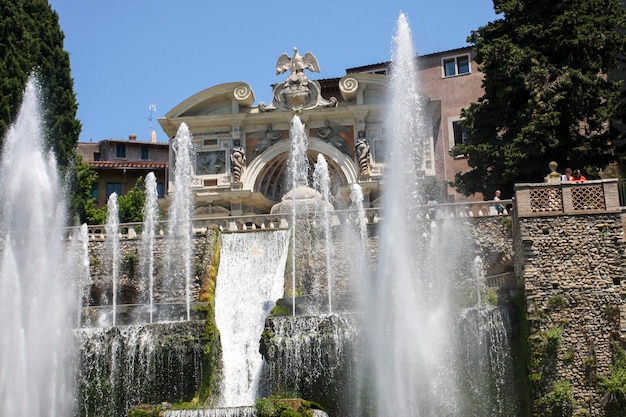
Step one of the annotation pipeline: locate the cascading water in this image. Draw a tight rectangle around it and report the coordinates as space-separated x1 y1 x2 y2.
76 321 208 417
105 192 120 327
141 172 159 323
259 314 362 416
472 255 485 307
215 230 290 406
166 123 194 320
0 76 75 416
313 153 333 313
457 307 518 416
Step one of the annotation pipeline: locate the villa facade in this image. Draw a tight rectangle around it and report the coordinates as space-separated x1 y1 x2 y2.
76 135 169 207
158 46 485 217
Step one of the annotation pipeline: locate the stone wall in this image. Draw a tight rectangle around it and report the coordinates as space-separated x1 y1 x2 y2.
85 229 218 309
514 213 626 416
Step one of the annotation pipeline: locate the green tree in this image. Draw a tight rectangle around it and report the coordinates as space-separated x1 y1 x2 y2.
452 0 626 197
118 177 147 224
65 155 106 225
0 0 81 169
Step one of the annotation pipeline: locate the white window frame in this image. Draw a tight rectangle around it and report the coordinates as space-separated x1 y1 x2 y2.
441 54 471 78
448 116 470 158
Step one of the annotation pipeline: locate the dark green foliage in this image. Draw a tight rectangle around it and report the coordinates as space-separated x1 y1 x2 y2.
548 294 565 310
269 298 293 317
65 154 106 225
599 341 626 416
122 250 139 279
118 177 147 223
255 397 321 417
537 380 575 417
0 0 81 170
127 404 162 417
452 0 626 197
194 231 222 404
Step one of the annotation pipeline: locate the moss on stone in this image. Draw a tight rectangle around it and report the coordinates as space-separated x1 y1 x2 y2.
255 397 324 417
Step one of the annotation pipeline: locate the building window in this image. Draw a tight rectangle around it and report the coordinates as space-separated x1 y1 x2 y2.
106 182 122 199
115 144 127 158
449 118 470 158
90 183 99 201
140 145 149 160
93 152 100 161
452 120 470 147
442 54 470 77
157 182 165 198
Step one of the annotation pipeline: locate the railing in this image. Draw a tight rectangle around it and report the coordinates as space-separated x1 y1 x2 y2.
514 179 620 217
618 179 626 207
69 199 511 240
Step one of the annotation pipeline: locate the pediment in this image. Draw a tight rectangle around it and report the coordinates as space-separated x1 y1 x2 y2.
165 82 255 118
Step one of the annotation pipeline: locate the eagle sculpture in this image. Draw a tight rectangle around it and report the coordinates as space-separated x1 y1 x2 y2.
275 47 320 77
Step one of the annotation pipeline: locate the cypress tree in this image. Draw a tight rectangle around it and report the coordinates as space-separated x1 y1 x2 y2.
0 0 81 169
452 0 626 197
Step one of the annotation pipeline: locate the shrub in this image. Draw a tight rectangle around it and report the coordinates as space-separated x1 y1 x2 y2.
598 341 626 415
538 380 574 417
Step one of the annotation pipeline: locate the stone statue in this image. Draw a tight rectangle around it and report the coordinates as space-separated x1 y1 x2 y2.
318 122 350 156
259 48 338 112
250 125 282 159
230 146 246 182
276 47 320 84
354 132 370 176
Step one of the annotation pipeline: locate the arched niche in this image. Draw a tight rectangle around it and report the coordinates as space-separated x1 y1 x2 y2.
241 137 358 203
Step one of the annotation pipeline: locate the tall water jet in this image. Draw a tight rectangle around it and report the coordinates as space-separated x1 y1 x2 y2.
105 192 120 327
0 76 74 416
166 123 194 320
214 230 290 406
287 115 309 315
313 153 333 313
349 183 368 247
67 223 90 327
141 172 159 323
362 13 461 415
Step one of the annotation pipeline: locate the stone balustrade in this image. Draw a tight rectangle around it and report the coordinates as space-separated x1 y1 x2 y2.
71 199 513 240
514 179 620 218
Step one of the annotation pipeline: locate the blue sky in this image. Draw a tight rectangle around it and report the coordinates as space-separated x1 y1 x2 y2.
47 1 497 143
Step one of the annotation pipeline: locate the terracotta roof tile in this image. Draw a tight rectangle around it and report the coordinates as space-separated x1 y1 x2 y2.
87 161 168 169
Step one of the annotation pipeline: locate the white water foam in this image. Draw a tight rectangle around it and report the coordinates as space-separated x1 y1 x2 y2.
215 230 290 406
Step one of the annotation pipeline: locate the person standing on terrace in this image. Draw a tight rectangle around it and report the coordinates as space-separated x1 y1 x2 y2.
561 167 572 182
570 169 586 182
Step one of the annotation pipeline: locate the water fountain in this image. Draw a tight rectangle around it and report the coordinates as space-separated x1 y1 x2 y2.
0 76 75 416
313 153 333 313
0 13 521 417
67 223 90 327
288 115 309 315
362 13 457 414
105 192 120 326
357 12 519 416
166 123 194 320
141 172 159 323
